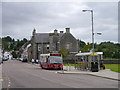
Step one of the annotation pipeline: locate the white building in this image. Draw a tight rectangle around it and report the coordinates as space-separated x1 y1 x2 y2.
3 51 13 60
21 44 31 60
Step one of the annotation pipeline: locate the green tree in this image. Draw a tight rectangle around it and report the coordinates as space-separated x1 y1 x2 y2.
95 41 120 59
80 41 120 59
59 49 68 58
11 51 18 58
2 36 12 42
82 44 92 52
2 36 28 51
79 40 86 49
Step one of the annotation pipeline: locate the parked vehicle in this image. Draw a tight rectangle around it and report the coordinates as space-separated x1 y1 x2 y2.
40 53 63 70
19 58 23 61
22 58 27 62
2 57 9 61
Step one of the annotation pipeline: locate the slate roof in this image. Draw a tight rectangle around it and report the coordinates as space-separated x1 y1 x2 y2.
34 33 64 43
60 33 76 41
34 33 49 43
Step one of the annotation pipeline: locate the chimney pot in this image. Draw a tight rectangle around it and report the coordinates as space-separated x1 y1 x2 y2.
60 31 64 33
54 29 58 34
33 28 36 35
66 28 70 33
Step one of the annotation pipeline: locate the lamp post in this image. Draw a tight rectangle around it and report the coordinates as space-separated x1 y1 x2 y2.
82 9 102 70
82 10 94 53
82 10 102 71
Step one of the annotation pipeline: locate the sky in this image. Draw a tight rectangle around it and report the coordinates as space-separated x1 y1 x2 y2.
1 1 119 44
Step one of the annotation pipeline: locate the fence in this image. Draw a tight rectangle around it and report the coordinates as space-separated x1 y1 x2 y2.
63 58 120 64
100 60 120 64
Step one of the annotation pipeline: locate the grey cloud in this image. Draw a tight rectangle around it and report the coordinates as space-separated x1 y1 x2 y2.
2 2 118 43
0 2 2 37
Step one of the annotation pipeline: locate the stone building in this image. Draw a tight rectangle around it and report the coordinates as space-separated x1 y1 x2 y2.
29 28 80 61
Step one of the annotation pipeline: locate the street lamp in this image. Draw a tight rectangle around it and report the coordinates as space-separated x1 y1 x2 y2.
82 10 102 61
82 9 94 52
82 10 102 71
96 33 102 35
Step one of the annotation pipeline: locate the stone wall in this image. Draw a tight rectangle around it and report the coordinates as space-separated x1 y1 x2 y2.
60 33 78 52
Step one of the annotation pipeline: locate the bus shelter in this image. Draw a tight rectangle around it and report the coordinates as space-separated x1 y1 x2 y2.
75 52 101 72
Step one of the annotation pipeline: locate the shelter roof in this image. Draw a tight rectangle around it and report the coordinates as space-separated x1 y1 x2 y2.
75 52 103 56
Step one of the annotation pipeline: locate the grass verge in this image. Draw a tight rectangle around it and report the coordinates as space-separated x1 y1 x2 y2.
64 63 120 73
104 64 120 73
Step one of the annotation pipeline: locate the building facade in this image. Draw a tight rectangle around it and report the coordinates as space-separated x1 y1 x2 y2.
29 28 80 61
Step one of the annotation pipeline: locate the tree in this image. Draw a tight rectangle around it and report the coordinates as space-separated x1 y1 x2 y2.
23 38 27 42
79 41 120 59
81 44 92 52
2 36 28 51
79 40 86 49
58 49 68 58
11 51 18 58
2 36 12 42
95 41 120 59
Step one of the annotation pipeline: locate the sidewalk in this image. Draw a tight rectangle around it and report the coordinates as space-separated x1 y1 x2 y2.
57 66 119 81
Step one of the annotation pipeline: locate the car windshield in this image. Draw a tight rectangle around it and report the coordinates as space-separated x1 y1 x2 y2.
49 56 62 64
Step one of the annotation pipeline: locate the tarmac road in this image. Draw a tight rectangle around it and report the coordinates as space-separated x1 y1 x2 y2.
2 60 118 88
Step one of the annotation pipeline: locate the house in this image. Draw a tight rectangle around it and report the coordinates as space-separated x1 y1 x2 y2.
28 28 80 61
21 43 31 61
19 41 31 61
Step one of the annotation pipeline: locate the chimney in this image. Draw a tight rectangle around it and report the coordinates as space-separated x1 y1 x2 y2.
33 28 36 36
54 29 58 34
66 28 70 33
60 31 64 33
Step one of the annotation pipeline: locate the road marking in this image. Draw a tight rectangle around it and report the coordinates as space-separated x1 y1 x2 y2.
2 77 11 89
7 78 11 90
7 78 11 87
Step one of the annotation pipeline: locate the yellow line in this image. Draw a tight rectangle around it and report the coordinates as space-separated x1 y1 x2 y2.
0 78 3 82
3 77 11 90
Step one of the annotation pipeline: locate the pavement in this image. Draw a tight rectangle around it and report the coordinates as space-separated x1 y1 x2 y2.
57 66 119 81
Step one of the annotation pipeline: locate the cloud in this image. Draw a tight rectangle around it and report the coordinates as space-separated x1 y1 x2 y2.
2 2 118 43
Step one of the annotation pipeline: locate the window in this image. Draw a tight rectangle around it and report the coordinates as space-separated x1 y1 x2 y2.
38 44 41 51
49 56 62 64
46 44 49 50
66 43 72 49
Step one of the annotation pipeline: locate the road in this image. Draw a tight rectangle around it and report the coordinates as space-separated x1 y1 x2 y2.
2 60 118 88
